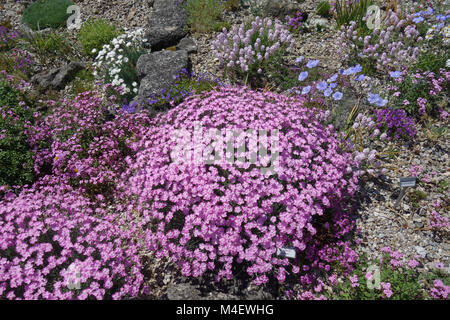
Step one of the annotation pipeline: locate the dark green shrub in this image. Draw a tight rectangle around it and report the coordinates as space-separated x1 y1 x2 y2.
22 0 74 31
0 80 35 187
223 0 240 11
78 19 122 57
317 1 331 18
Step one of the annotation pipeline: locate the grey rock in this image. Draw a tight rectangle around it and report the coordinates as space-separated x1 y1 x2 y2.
166 283 202 300
309 18 330 29
146 0 188 51
31 61 86 90
244 284 274 300
415 246 427 257
414 221 425 228
176 37 198 54
264 0 302 20
136 50 190 104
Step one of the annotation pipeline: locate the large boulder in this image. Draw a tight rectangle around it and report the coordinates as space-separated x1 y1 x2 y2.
264 0 303 20
135 49 190 105
146 0 188 51
31 61 85 90
176 37 197 54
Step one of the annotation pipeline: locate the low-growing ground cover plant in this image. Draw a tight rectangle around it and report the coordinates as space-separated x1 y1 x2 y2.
117 85 360 284
372 107 417 139
0 75 36 189
21 0 75 31
287 248 449 300
0 49 34 78
0 24 19 51
0 184 148 299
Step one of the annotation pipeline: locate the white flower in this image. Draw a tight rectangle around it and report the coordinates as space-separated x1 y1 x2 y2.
91 48 97 54
132 82 137 87
446 59 450 68
133 88 138 93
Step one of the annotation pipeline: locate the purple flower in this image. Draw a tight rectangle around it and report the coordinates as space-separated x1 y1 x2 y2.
332 91 343 101
302 85 311 95
298 71 308 81
368 93 387 107
390 71 402 78
296 56 304 63
306 59 320 68
324 88 332 97
329 83 337 89
316 81 327 91
356 74 365 81
328 74 338 82
413 16 424 23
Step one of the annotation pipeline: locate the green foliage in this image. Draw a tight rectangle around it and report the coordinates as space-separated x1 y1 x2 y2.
70 67 96 96
223 0 240 11
437 180 449 194
22 31 73 63
330 253 425 300
22 0 75 31
317 1 332 18
104 45 146 103
182 0 225 34
78 19 122 57
0 50 33 79
408 190 427 208
411 50 450 74
213 21 231 32
0 80 35 188
335 0 373 29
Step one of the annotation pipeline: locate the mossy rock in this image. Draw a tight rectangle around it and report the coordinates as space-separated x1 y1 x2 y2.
22 0 75 31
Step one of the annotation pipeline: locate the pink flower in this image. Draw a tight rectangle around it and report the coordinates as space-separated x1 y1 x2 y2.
349 274 359 288
381 282 393 298
408 259 419 269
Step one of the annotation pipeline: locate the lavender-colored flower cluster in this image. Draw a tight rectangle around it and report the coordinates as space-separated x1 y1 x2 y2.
338 10 422 74
286 11 307 32
117 86 359 285
372 107 417 140
213 16 295 78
